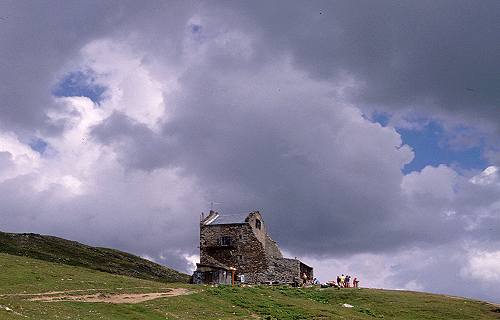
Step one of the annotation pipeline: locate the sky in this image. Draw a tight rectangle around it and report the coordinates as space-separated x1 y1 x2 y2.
1 0 500 303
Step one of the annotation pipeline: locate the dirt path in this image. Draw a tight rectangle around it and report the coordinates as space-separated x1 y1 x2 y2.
0 286 159 297
28 288 191 304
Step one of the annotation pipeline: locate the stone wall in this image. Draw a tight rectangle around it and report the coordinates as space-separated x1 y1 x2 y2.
247 212 283 258
270 258 301 282
246 212 267 247
242 258 301 284
200 223 268 274
265 235 283 258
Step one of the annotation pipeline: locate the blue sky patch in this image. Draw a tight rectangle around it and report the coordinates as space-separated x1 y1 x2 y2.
29 138 48 154
370 114 487 174
371 112 390 127
191 24 202 34
398 122 487 174
52 70 106 104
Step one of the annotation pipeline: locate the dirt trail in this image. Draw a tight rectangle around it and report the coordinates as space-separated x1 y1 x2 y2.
28 288 191 304
0 286 157 297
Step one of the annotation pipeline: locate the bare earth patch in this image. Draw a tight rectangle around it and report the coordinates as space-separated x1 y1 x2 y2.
28 288 191 304
0 286 155 297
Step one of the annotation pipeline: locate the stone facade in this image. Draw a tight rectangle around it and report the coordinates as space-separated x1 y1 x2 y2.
194 210 313 285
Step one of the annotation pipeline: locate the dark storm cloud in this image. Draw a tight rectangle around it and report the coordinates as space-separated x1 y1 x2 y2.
91 111 173 170
4 1 499 134
92 60 468 257
219 1 500 125
85 0 500 258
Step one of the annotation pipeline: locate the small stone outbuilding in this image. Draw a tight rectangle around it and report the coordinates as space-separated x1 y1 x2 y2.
193 210 313 285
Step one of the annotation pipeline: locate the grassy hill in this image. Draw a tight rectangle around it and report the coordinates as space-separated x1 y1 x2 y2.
0 231 189 283
0 253 499 319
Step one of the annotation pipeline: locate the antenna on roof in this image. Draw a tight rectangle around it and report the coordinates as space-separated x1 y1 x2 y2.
209 201 223 211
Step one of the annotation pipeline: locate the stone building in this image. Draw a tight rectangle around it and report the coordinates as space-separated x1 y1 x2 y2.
192 210 313 285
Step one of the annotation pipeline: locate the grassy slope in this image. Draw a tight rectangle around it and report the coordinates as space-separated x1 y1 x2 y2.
0 231 189 283
1 253 499 320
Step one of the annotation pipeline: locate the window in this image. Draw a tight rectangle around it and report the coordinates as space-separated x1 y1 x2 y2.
255 219 261 230
219 236 231 246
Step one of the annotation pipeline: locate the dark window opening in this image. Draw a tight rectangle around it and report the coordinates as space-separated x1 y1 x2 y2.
219 236 231 246
255 219 262 230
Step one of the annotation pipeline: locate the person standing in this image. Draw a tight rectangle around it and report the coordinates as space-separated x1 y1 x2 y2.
353 277 359 288
302 272 308 286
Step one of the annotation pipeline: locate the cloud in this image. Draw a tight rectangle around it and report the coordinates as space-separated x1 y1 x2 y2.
235 1 500 124
112 48 419 255
402 165 457 199
0 82 206 270
462 250 500 282
0 131 40 182
470 166 499 186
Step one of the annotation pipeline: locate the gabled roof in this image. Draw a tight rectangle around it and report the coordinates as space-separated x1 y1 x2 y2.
205 212 250 225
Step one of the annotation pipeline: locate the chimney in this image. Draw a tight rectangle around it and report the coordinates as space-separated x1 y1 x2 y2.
201 210 219 225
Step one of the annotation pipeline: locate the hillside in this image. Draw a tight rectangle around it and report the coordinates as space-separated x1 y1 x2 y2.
0 253 499 319
0 231 189 283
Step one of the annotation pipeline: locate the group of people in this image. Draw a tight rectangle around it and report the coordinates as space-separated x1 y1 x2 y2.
326 274 359 289
298 272 360 289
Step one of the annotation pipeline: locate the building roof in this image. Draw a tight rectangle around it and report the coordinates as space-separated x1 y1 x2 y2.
205 212 250 225
197 255 230 270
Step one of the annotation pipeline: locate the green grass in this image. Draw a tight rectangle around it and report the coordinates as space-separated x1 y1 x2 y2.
0 253 191 319
1 253 499 319
0 231 189 283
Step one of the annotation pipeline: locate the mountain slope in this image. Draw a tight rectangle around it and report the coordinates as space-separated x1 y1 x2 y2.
0 253 499 319
0 231 189 283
